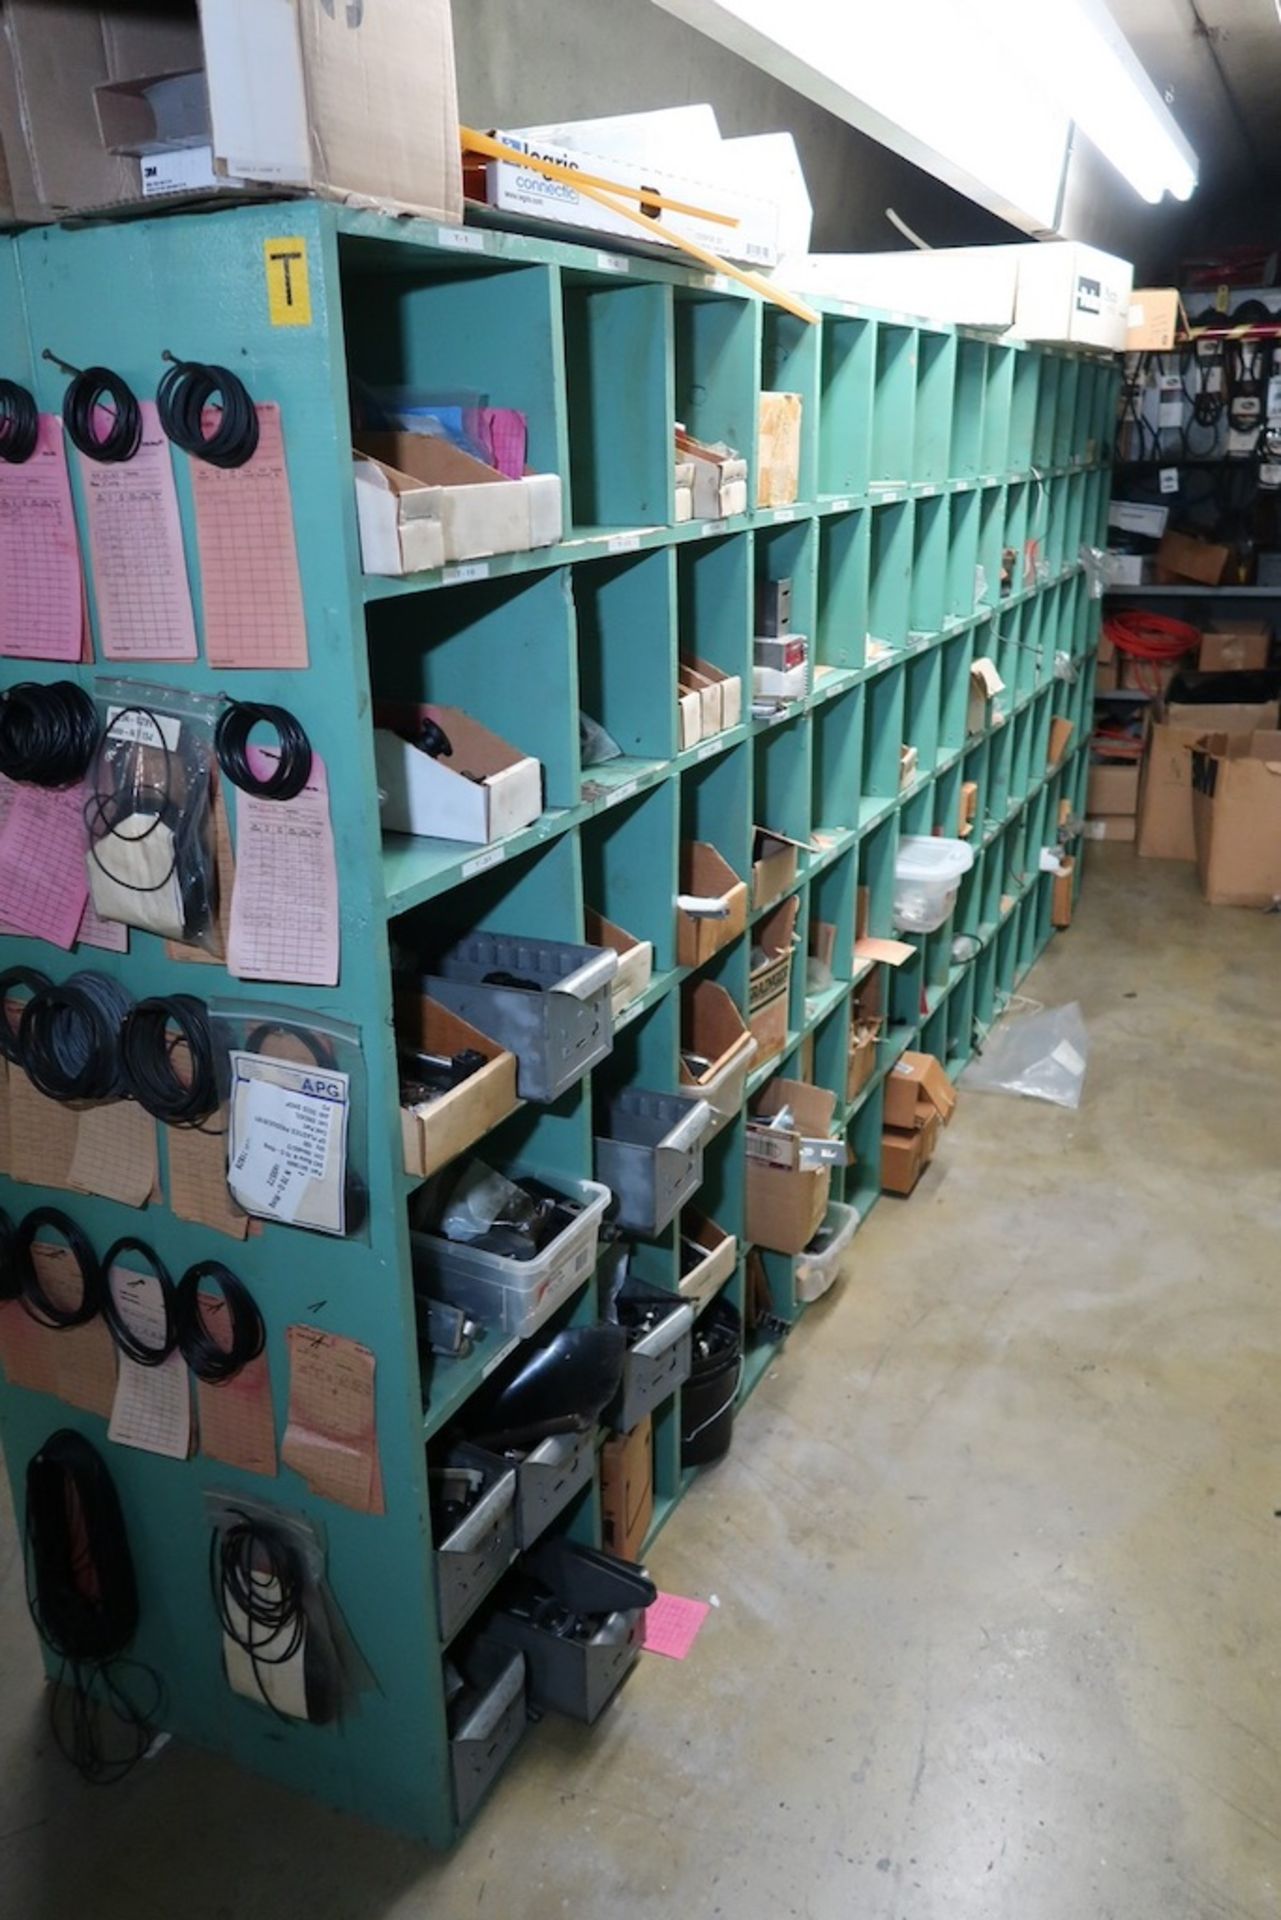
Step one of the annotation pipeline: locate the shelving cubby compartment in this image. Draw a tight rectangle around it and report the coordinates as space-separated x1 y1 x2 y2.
0 201 1113 1851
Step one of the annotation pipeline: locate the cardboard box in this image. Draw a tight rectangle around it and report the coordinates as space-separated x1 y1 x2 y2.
1118 653 1179 697
1156 530 1231 587
0 0 462 224
373 705 542 845
675 429 749 520
395 996 520 1182
1137 699 1280 861
1109 500 1170 540
1084 815 1137 842
748 897 797 1066
584 910 654 1019
1011 241 1134 352
355 434 562 569
958 780 979 839
685 656 742 730
600 1416 653 1564
1095 656 1120 692
882 1051 957 1134
677 843 748 967
678 1211 737 1308
674 459 695 525
899 743 919 790
968 657 1004 736
1127 289 1181 353
1191 731 1281 906
679 664 720 738
846 1017 881 1104
677 684 703 751
679 979 756 1130
746 1078 837 1255
481 107 792 267
751 825 807 909
1087 763 1140 816
1102 552 1152 589
1051 854 1076 929
1199 624 1270 673
1047 716 1074 768
881 1126 929 1197
757 392 802 508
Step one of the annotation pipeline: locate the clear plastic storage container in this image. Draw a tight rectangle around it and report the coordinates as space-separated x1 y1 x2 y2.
412 1174 612 1337
893 835 975 933
794 1201 859 1304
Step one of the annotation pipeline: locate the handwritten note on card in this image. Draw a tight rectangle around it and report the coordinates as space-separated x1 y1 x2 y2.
191 403 308 669
79 399 198 663
282 1325 383 1513
106 1264 190 1458
228 750 339 987
0 414 82 661
0 775 90 948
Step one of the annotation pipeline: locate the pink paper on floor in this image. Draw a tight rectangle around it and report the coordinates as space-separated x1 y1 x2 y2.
227 748 339 987
0 775 90 948
79 399 198 663
191 402 308 670
0 413 82 661
642 1591 711 1660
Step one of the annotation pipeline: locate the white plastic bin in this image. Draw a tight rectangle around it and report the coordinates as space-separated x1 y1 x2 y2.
893 835 975 933
794 1202 859 1304
412 1175 612 1337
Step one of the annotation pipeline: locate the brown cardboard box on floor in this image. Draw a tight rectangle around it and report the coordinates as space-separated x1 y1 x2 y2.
600 1417 653 1563
1051 855 1076 928
1198 623 1271 673
1087 763 1140 815
1191 731 1281 906
1137 698 1280 861
1155 530 1231 587
882 1052 957 1134
881 1105 943 1197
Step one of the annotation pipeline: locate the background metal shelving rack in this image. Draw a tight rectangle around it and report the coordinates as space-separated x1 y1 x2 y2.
0 199 1115 1846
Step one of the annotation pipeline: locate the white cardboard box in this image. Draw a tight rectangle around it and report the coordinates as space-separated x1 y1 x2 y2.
1102 552 1152 588
374 705 542 845
676 431 749 520
0 0 462 223
354 433 562 570
1110 500 1170 539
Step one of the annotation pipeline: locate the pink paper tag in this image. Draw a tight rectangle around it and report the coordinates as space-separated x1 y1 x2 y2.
0 775 90 949
79 399 198 663
190 402 308 670
227 749 339 987
642 1591 711 1660
0 413 83 660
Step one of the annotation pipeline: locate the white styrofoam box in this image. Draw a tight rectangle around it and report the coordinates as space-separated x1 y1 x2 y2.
374 707 542 844
1101 551 1151 588
776 247 1019 330
1109 500 1169 539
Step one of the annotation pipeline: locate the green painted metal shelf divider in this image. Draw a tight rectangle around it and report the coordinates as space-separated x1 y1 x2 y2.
0 200 1116 1847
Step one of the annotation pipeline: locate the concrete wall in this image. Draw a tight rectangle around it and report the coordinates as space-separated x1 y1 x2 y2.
454 0 1197 277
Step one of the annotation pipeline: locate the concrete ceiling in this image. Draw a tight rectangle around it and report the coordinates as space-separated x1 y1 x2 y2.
1109 0 1281 196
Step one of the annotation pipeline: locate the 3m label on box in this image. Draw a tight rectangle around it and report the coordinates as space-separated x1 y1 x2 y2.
264 237 313 327
142 145 219 199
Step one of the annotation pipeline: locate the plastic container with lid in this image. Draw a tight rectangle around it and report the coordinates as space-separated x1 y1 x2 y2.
893 835 975 933
794 1201 859 1304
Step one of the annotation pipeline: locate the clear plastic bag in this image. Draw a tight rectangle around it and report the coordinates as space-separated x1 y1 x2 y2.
87 680 219 949
962 1001 1089 1110
437 1161 541 1245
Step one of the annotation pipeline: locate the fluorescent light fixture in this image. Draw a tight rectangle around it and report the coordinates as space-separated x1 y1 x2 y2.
649 0 1197 232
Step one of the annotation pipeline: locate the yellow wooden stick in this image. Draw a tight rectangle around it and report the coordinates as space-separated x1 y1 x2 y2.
462 125 820 327
462 126 738 226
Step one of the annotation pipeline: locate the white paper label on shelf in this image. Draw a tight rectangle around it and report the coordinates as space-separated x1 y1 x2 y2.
919 485 937 498
773 507 796 523
607 533 641 554
105 706 182 752
609 778 640 807
829 498 852 513
701 522 720 539
227 1055 349 1237
443 561 489 586
462 845 507 879
1159 467 1179 494
596 252 630 273
437 227 485 252
697 738 721 762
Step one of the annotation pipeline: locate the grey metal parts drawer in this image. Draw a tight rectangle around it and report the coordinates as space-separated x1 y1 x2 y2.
425 932 617 1103
434 1444 518 1643
488 1605 645 1724
594 1086 712 1237
448 1638 527 1828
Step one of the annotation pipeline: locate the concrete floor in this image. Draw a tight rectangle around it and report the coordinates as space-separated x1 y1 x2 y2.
1 843 1278 1919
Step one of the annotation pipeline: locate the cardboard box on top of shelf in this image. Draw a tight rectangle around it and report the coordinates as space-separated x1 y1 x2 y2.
0 0 462 224
1127 289 1181 352
1087 763 1140 815
1155 530 1231 587
1199 625 1271 672
1191 731 1281 906
1137 698 1280 861
600 1416 653 1564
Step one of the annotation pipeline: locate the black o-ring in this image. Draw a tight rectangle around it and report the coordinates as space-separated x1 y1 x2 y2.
63 366 143 463
175 1261 265 1384
15 1209 103 1329
0 380 39 464
100 1238 178 1367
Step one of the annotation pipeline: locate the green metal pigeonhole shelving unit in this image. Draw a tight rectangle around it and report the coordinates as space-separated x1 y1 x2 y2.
0 198 1115 1846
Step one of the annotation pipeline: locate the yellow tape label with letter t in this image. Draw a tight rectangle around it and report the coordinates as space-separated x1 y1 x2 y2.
264 237 312 327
